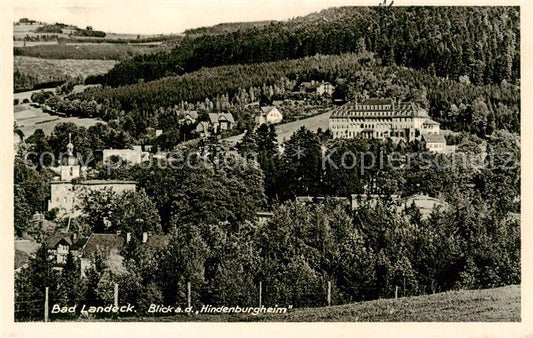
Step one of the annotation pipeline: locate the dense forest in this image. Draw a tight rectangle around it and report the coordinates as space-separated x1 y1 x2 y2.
101 7 519 87
68 52 519 138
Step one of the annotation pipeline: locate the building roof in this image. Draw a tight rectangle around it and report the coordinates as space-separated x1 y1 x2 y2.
196 121 210 132
403 194 446 203
256 211 274 217
51 180 137 185
330 99 429 119
208 113 235 124
422 134 446 144
299 81 333 90
15 250 30 270
181 110 198 120
14 239 40 256
295 196 315 203
261 106 278 114
361 98 394 106
144 234 168 250
45 233 73 248
81 233 124 257
423 119 440 125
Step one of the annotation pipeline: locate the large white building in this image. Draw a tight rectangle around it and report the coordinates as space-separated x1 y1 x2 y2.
329 98 440 142
48 136 136 218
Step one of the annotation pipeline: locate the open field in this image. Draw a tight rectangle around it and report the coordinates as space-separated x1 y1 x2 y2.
14 56 117 84
74 285 519 322
13 22 182 47
224 110 332 146
14 22 169 41
15 43 168 60
14 103 104 137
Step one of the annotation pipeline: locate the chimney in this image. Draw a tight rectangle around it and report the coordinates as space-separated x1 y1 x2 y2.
126 232 131 243
142 232 148 243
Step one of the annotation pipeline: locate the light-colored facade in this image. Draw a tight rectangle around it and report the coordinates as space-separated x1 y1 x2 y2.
316 82 335 96
399 194 448 219
299 81 335 96
48 180 137 218
329 98 440 142
257 106 283 125
422 134 447 153
103 148 142 165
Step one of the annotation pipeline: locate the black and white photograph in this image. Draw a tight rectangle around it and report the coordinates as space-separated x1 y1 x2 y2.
3 0 532 335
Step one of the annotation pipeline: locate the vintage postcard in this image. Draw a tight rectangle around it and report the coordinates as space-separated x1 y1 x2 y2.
2 0 531 336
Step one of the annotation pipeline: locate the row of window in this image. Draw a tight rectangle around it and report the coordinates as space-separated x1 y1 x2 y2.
333 130 407 138
332 117 414 123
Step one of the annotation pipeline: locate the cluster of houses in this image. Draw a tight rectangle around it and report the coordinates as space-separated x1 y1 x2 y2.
329 98 455 154
15 227 166 276
191 107 285 138
16 93 458 282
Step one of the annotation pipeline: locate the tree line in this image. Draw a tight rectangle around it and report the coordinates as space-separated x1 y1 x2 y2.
100 7 519 87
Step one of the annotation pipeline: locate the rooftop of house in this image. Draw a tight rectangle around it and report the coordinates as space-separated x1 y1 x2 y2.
81 233 124 257
15 250 30 270
103 148 140 153
261 106 279 114
50 179 137 185
208 112 235 124
422 134 446 143
351 194 401 200
299 81 333 89
180 110 198 119
403 194 447 203
361 98 394 106
45 233 73 248
14 239 40 256
256 211 274 217
144 234 168 250
423 119 440 125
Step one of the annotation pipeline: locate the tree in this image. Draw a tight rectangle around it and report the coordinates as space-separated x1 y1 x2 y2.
15 246 57 321
279 126 322 199
81 189 162 236
170 152 266 230
55 252 87 319
14 158 51 236
155 226 209 306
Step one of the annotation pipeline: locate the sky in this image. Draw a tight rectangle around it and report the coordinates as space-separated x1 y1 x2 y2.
12 0 375 35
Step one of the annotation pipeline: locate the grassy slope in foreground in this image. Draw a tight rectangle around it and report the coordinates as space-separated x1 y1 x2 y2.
89 285 519 322
269 285 520 322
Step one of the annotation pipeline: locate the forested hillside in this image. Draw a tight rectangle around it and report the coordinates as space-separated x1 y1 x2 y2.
101 7 519 87
69 52 519 138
